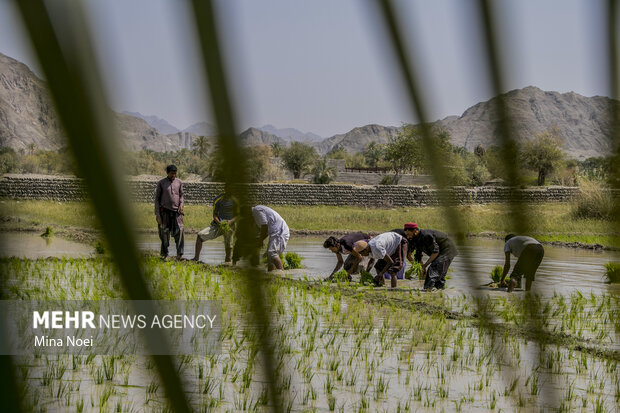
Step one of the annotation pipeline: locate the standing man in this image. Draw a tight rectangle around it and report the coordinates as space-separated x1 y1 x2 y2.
323 232 374 281
353 231 408 288
500 234 545 292
252 205 290 271
154 165 184 259
193 185 239 263
405 223 458 290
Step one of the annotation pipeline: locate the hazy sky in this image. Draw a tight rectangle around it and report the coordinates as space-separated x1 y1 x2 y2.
0 0 611 137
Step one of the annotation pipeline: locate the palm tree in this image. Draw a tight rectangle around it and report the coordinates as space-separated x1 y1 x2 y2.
192 135 210 159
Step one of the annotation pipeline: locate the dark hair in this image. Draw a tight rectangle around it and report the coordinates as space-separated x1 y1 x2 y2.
166 164 178 173
323 236 339 249
505 234 516 242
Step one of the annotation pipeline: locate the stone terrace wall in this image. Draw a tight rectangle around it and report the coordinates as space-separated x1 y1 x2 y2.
0 175 590 206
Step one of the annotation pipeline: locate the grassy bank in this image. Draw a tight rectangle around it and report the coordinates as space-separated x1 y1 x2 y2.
0 199 618 247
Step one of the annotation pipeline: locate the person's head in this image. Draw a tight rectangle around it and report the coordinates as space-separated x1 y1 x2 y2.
404 222 420 239
505 234 516 242
166 164 178 180
323 236 340 253
353 240 371 256
223 182 233 197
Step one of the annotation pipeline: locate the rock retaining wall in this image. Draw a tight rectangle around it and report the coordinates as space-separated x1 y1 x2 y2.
0 175 593 206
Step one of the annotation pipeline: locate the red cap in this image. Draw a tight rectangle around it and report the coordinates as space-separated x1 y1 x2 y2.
404 222 418 230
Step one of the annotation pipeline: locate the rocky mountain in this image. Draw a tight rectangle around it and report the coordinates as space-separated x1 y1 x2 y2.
0 52 189 152
259 124 323 143
122 111 179 135
181 121 217 136
239 127 287 147
314 124 400 155
0 53 64 151
437 86 613 159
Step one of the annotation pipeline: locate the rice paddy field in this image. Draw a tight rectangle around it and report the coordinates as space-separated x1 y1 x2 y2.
1 254 619 412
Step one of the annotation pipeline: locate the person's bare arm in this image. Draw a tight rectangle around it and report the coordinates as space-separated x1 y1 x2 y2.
500 252 511 286
347 249 363 275
330 252 344 276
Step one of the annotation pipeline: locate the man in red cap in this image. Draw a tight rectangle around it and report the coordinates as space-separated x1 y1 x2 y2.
404 223 458 290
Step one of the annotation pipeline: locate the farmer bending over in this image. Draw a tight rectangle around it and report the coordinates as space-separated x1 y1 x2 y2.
323 232 374 281
405 223 457 290
252 205 290 271
500 234 544 292
353 231 408 288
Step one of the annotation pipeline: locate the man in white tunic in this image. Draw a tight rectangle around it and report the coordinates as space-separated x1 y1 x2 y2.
354 231 408 288
252 205 290 271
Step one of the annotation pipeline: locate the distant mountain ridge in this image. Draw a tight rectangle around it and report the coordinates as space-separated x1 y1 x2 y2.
122 111 179 135
259 124 323 143
436 86 613 159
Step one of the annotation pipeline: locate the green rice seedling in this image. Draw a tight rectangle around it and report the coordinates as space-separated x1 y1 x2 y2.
325 375 334 395
91 366 104 385
102 356 116 381
202 377 217 395
360 271 374 285
146 381 159 394
490 265 505 283
327 394 336 411
284 252 304 269
604 262 620 283
94 240 106 254
41 226 54 237
76 397 84 413
330 269 350 282
405 261 423 280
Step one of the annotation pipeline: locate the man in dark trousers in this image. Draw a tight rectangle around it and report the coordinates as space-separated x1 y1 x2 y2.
500 234 545 292
193 185 239 263
323 232 374 281
390 228 416 263
404 223 457 290
154 165 184 259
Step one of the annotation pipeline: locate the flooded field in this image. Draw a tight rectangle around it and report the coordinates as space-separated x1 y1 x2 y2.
1 232 619 412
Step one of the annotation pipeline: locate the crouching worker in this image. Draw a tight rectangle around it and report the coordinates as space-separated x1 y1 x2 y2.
405 223 457 290
500 234 544 292
323 232 374 281
193 186 239 263
252 205 290 271
353 232 407 288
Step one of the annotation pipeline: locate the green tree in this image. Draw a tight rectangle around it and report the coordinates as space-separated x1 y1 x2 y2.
282 142 318 179
311 157 336 184
270 142 284 157
521 127 566 186
363 142 384 168
192 136 210 159
383 125 425 179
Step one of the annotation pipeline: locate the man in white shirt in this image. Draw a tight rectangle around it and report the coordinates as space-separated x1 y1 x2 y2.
500 234 545 292
252 205 290 271
353 231 407 288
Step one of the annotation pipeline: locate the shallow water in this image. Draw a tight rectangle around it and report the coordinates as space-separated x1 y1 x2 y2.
0 232 94 258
